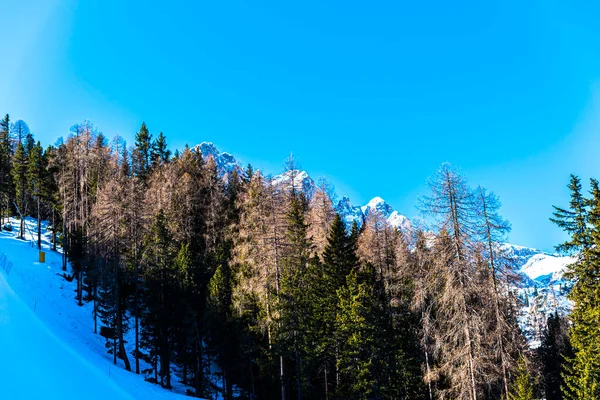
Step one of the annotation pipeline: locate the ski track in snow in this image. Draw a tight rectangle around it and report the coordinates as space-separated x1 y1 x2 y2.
0 217 192 400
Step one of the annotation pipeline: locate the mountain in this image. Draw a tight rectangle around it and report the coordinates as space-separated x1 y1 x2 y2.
501 243 575 347
197 143 412 231
195 142 243 178
271 170 316 197
195 142 576 347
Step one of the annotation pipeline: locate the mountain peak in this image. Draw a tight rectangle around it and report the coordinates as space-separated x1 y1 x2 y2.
195 142 242 178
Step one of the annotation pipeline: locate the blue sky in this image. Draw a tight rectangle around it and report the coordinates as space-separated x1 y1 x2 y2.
2 0 600 251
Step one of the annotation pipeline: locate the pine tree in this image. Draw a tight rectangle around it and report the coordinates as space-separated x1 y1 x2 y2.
538 311 572 400
12 142 28 239
0 114 12 225
133 122 153 180
11 119 30 147
277 193 312 400
550 175 590 254
558 178 600 399
335 266 383 399
304 213 358 397
509 358 534 400
27 141 45 249
151 131 171 168
141 210 177 388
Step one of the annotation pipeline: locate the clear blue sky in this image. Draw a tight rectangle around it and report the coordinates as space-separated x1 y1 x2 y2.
2 0 600 252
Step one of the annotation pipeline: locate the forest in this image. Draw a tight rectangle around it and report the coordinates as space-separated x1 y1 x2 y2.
0 114 599 400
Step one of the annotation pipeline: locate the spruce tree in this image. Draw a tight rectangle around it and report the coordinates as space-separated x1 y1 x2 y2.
27 141 45 249
141 210 177 388
12 142 28 239
558 178 600 399
538 311 572 400
0 114 12 225
151 131 170 168
509 358 534 400
305 213 358 397
335 266 383 399
133 122 153 180
550 174 590 253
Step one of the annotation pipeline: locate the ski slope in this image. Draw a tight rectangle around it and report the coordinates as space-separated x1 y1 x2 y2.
0 218 189 400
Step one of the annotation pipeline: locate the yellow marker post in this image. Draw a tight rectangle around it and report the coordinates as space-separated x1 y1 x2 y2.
39 251 45 263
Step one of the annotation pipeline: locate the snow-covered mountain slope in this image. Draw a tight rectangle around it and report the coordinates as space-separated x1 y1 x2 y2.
272 170 316 197
196 142 243 178
503 243 576 348
196 143 413 231
0 271 134 400
0 218 191 399
195 142 574 347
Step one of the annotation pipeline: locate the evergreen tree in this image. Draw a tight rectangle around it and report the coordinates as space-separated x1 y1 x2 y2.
27 141 45 249
133 122 153 180
12 142 28 238
509 358 534 400
558 178 600 399
277 193 312 400
141 210 177 388
151 131 170 168
11 119 30 147
335 266 384 399
550 174 590 254
304 213 358 397
538 311 572 400
0 113 12 225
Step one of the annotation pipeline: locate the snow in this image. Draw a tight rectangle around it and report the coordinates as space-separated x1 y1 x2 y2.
271 170 315 197
360 196 386 214
508 246 575 348
0 218 191 399
520 253 576 282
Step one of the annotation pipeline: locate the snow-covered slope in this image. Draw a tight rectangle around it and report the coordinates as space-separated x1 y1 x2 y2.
196 143 413 230
272 170 316 197
0 218 190 399
196 142 243 178
0 271 135 400
503 243 576 347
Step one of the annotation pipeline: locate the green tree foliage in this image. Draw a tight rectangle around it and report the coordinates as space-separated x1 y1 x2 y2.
141 210 177 388
11 142 28 238
335 266 384 399
551 175 590 253
0 114 12 224
151 131 171 168
509 358 534 400
538 311 573 400
133 122 153 180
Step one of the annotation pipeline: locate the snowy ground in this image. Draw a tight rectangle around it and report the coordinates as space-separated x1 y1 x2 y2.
514 246 575 348
0 217 191 400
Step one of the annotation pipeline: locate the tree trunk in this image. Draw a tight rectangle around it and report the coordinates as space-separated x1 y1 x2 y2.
52 208 57 251
280 355 286 400
295 345 302 400
37 196 41 250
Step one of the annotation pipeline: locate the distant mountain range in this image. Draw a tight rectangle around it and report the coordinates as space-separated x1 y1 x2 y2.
196 142 575 347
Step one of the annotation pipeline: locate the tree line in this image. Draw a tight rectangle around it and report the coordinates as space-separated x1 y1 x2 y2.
0 114 590 399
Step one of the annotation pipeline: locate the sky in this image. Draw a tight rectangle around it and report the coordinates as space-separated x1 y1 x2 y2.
2 0 600 252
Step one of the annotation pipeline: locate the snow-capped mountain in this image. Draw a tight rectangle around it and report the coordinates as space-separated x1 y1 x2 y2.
196 143 413 232
337 196 364 227
336 196 412 231
504 243 576 347
195 142 243 178
272 170 315 197
193 142 576 347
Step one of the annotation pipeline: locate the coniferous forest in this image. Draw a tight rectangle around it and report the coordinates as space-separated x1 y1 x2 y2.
1 115 599 400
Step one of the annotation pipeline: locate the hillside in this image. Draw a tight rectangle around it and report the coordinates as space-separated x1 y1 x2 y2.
0 218 190 399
